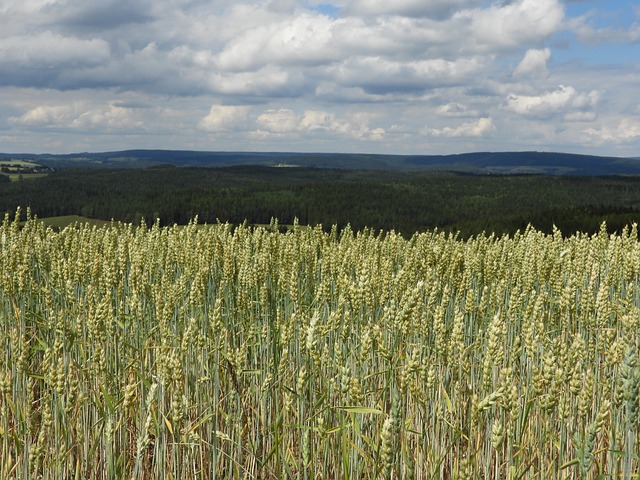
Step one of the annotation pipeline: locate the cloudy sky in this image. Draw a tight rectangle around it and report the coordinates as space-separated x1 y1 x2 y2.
0 0 638 156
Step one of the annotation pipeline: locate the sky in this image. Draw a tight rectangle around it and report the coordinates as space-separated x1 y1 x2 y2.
0 0 638 156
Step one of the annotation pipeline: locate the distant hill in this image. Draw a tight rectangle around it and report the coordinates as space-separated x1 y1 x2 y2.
1 150 639 175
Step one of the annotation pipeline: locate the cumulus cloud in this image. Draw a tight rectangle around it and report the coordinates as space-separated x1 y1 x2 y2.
345 0 485 19
198 105 251 133
505 85 599 118
461 0 564 51
253 108 385 140
256 108 301 134
9 102 145 131
331 57 485 95
514 48 551 77
0 0 566 98
568 12 640 44
0 0 639 155
585 118 640 143
564 111 596 122
215 13 336 71
9 104 76 126
52 0 155 30
0 31 110 69
423 117 495 137
436 103 479 117
208 66 306 98
299 110 350 133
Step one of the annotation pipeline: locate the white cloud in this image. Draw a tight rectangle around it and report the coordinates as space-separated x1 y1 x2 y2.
253 108 385 140
9 104 75 126
215 13 336 71
0 0 566 98
568 12 640 44
268 0 297 14
341 112 386 140
198 105 251 132
564 111 596 122
462 0 564 51
256 108 301 133
585 118 640 144
423 117 495 137
0 0 59 17
300 110 347 133
0 0 639 156
345 0 484 19
436 103 479 117
505 85 599 117
0 31 110 68
208 66 306 98
9 102 145 131
514 48 551 77
331 56 484 95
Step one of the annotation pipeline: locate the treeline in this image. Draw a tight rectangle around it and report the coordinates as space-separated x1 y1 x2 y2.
2 165 640 237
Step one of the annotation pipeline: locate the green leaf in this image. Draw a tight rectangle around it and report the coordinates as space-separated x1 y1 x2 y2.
440 383 453 414
559 458 579 470
336 406 383 415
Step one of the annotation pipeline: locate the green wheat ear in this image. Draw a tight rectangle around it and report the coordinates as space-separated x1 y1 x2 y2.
3 214 640 477
620 344 640 478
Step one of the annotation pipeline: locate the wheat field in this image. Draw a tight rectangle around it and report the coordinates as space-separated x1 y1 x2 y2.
1 209 639 479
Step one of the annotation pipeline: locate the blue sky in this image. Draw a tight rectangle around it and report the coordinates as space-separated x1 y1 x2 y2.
0 0 638 156
555 1 638 64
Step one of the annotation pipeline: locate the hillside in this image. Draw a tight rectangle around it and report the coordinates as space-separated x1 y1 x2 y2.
1 150 639 175
3 165 640 237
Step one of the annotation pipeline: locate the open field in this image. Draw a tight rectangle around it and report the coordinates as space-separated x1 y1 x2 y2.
5 173 50 182
1 211 640 478
0 160 52 182
28 215 113 230
0 160 42 168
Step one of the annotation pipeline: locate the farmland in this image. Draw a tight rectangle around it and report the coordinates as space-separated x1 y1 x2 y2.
0 160 53 182
1 210 639 478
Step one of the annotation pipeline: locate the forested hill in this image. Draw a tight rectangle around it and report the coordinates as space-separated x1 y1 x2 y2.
1 150 639 175
4 165 640 237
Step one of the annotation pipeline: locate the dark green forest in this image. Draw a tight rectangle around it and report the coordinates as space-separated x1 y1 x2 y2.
3 165 640 237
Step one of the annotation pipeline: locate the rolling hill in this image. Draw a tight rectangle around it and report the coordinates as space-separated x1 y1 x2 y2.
1 150 639 175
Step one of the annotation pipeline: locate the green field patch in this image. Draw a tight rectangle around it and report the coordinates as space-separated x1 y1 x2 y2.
1 160 52 181
0 159 42 168
34 215 113 229
6 173 49 182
